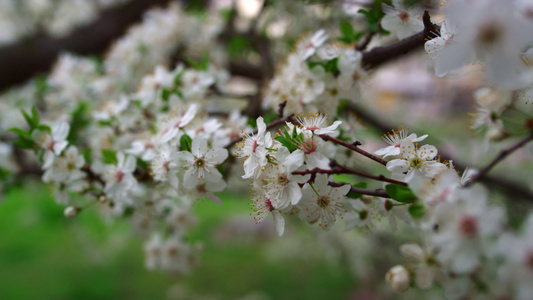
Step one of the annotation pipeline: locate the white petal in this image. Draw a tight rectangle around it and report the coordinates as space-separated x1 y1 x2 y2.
272 211 285 237
206 148 228 165
122 155 136 173
386 159 409 173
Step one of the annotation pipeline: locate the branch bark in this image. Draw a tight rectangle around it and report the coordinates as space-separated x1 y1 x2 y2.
361 11 439 69
0 0 172 93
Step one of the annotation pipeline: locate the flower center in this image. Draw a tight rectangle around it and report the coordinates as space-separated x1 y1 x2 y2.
399 11 409 22
476 22 502 47
195 158 205 167
302 140 317 154
278 174 289 186
196 184 206 193
317 196 330 208
265 198 274 211
116 170 124 183
252 140 258 153
410 157 422 169
459 215 478 237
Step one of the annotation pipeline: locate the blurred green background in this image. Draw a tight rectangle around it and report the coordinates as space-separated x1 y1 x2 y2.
0 182 361 300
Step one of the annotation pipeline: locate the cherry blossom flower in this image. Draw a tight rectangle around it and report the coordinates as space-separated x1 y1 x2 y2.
251 187 286 236
375 127 428 158
151 144 180 190
386 140 447 179
158 104 197 144
179 135 228 188
260 147 308 210
235 116 273 179
103 152 138 201
426 186 505 274
32 121 70 169
381 0 423 40
296 29 328 60
298 174 350 230
424 19 473 77
296 111 342 136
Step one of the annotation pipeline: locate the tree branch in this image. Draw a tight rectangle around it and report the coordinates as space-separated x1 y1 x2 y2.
361 11 439 69
463 133 533 188
318 134 388 166
0 0 173 93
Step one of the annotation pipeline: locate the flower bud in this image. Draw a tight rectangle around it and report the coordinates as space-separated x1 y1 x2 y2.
487 127 510 142
386 265 410 292
474 87 511 113
64 206 80 218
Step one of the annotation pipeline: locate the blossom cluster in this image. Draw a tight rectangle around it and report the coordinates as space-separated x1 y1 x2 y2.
0 0 533 298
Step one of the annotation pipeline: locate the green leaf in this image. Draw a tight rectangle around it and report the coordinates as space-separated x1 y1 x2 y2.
21 109 37 130
37 124 51 133
340 20 356 39
180 134 192 152
324 57 339 74
275 136 298 152
34 75 48 97
308 61 325 70
161 89 172 102
174 70 184 86
185 53 209 71
68 102 90 143
409 204 425 219
357 0 386 31
136 158 149 170
102 149 118 165
347 182 368 199
9 127 31 139
31 106 40 126
228 36 251 58
385 184 417 203
13 139 34 149
82 148 92 164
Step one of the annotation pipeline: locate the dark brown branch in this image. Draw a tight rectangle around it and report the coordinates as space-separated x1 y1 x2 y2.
318 134 388 166
329 160 407 186
463 134 533 188
0 0 172 93
293 162 406 186
328 181 389 198
361 11 439 69
356 26 379 52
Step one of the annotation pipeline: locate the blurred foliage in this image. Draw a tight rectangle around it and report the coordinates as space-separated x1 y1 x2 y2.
0 183 358 300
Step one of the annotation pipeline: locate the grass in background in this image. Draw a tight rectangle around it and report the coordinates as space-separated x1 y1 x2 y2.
0 183 357 300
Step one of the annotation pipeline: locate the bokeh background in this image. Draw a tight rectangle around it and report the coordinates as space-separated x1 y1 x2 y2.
1 0 533 299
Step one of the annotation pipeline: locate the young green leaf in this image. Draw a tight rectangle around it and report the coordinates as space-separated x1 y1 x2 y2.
385 184 417 203
180 134 193 152
102 149 118 165
408 204 425 219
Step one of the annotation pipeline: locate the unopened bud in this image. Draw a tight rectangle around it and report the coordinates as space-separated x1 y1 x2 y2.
386 265 410 292
64 206 80 218
487 127 510 142
474 87 511 113
98 195 107 203
361 195 373 204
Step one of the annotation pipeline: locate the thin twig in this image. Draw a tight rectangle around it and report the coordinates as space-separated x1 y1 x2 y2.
463 133 533 188
328 181 389 198
356 26 379 52
319 134 387 166
293 164 406 186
